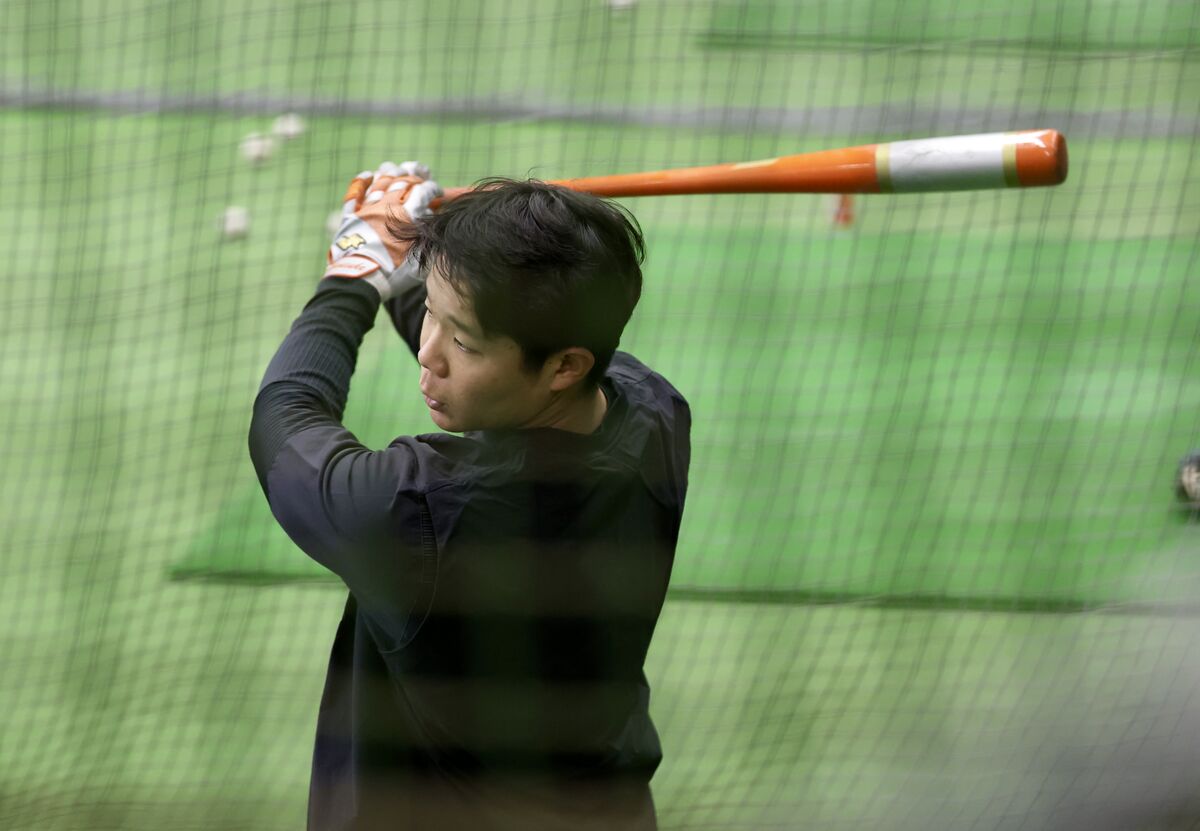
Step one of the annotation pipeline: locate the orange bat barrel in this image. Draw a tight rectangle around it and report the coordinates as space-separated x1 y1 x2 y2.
435 130 1067 203
552 144 879 196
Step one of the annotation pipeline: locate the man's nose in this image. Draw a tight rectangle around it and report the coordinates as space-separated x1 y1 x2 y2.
417 341 448 378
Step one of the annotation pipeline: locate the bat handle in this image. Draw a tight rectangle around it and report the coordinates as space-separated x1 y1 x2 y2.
430 187 473 210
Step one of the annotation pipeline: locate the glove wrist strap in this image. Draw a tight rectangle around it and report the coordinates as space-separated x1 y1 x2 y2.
322 255 390 300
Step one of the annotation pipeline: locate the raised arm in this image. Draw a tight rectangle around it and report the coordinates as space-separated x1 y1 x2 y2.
248 162 441 614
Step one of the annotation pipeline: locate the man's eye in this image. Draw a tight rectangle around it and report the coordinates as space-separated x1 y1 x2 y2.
454 338 475 354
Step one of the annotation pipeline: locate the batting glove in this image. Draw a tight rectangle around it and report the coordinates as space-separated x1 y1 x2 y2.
324 161 442 301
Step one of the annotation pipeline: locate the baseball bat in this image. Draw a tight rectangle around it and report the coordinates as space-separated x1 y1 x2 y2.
436 129 1067 203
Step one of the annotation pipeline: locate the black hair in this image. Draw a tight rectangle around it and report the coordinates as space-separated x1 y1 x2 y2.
388 179 644 386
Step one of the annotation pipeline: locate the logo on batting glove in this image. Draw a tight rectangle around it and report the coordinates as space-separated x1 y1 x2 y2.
335 233 367 251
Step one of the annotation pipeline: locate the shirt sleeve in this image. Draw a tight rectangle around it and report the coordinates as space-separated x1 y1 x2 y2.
383 278 427 360
248 279 433 623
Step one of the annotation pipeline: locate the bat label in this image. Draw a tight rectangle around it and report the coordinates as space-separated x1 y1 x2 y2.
877 133 1014 193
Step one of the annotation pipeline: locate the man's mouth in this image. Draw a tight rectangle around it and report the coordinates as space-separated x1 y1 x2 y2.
422 392 446 412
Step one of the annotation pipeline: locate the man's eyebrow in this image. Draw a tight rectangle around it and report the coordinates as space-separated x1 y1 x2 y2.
446 311 483 341
427 297 484 341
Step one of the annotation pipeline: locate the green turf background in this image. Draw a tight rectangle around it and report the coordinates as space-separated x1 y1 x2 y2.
156 123 1200 609
2 0 1199 828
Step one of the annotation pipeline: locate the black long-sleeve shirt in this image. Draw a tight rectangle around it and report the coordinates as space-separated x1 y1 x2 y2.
248 278 690 831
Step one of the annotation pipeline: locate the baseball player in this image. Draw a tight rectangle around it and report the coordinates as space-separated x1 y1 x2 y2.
249 162 690 830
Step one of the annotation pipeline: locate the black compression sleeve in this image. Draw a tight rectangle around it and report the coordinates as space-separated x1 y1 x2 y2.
383 280 427 360
249 279 379 485
246 279 431 615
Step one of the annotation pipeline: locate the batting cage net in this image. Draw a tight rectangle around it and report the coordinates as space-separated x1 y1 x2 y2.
3 0 1199 828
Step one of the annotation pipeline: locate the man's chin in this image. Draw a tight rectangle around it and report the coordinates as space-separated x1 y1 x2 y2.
428 408 463 433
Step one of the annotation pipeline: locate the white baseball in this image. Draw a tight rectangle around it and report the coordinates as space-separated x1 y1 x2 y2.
272 113 307 141
239 132 276 165
220 206 249 239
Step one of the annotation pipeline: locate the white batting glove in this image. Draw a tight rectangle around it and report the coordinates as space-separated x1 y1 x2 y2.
324 161 441 301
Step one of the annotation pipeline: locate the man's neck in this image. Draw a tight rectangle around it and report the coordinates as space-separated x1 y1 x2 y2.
534 386 608 435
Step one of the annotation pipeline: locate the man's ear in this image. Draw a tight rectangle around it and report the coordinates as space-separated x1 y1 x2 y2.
547 347 596 392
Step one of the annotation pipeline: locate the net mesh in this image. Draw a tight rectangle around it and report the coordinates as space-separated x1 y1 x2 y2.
2 0 1199 828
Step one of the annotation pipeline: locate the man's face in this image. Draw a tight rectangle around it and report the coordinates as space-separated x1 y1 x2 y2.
417 267 553 432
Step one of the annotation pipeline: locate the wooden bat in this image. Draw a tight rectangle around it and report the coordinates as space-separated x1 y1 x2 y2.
436 130 1067 203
